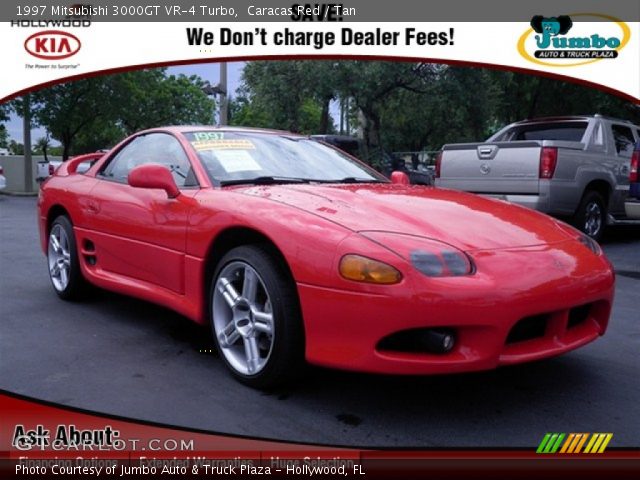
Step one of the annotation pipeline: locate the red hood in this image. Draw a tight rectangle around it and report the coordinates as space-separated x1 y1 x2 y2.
235 184 575 251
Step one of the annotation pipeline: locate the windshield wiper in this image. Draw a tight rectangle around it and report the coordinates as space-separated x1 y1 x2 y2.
328 177 385 184
220 176 312 186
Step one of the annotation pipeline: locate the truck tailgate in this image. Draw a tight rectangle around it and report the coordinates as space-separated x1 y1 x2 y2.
438 141 541 194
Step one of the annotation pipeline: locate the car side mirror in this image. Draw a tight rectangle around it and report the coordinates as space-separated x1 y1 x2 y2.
128 164 180 199
390 171 410 185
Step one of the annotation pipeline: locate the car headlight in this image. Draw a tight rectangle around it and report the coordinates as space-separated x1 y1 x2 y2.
361 232 475 278
410 249 472 277
339 254 402 284
578 234 602 256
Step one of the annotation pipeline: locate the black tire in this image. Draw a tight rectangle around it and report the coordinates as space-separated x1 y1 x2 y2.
47 215 88 300
573 190 607 241
209 245 305 389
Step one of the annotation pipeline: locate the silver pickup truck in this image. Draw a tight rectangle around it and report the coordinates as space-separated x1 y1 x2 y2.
435 115 640 240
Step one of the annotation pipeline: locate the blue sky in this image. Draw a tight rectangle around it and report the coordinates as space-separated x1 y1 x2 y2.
4 61 246 144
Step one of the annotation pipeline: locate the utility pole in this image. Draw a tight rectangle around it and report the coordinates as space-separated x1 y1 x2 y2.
219 62 228 125
23 94 33 193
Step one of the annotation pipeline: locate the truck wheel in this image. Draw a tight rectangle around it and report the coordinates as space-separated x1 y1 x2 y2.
573 191 606 241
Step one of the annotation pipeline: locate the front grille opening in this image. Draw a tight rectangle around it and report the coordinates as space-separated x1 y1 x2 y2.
568 304 592 328
506 314 548 344
377 328 456 354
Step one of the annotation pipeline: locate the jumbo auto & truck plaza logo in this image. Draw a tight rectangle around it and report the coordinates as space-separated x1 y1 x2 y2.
518 13 630 67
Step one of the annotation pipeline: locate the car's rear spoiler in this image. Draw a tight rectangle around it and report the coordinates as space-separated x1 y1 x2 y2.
56 152 105 176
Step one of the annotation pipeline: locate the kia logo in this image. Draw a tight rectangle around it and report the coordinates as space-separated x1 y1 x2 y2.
24 30 81 60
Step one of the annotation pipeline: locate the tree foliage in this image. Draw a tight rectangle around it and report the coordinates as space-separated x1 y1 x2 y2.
234 60 639 161
35 135 51 162
20 69 214 160
0 125 8 149
230 61 330 133
0 103 10 123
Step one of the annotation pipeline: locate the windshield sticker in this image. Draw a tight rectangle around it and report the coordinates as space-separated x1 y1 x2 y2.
214 150 262 173
192 132 225 141
192 139 256 151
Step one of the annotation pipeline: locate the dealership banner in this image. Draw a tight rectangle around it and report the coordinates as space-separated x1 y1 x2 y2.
1 391 638 478
0 0 638 102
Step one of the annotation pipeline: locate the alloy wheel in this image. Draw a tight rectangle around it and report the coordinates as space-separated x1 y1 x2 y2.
212 261 275 376
48 224 71 292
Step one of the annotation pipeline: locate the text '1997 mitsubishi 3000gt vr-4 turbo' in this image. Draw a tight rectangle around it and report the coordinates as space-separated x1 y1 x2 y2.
37 126 615 388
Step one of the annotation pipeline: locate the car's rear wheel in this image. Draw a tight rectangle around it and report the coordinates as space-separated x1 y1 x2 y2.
47 215 86 300
210 245 304 389
573 190 607 241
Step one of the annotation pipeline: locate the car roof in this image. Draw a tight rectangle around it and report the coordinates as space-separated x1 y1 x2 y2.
142 125 305 137
513 116 592 124
514 115 637 125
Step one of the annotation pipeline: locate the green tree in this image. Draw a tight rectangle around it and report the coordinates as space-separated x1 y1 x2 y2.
330 61 439 165
9 140 24 155
112 70 214 134
235 61 334 134
30 77 113 160
28 69 215 160
0 103 10 123
0 125 9 149
35 135 51 161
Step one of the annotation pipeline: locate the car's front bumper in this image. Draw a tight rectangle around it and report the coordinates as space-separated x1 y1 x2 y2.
298 240 614 374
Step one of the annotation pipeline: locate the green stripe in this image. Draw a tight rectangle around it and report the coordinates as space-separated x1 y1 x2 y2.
537 433 552 453
550 433 566 453
543 434 559 453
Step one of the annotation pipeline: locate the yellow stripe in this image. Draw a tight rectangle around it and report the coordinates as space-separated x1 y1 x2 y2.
583 434 598 453
574 434 589 453
589 434 606 453
560 434 575 453
597 434 613 453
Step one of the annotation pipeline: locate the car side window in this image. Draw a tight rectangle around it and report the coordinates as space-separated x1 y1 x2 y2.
611 125 635 157
101 133 197 187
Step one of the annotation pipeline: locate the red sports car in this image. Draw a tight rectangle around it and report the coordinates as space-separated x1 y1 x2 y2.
37 126 615 388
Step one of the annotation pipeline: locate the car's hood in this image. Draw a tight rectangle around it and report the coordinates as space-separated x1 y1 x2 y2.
235 184 575 251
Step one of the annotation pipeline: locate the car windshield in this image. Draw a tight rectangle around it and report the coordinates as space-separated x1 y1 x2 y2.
183 131 386 185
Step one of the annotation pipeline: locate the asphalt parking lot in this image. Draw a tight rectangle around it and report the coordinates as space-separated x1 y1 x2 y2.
1 194 639 448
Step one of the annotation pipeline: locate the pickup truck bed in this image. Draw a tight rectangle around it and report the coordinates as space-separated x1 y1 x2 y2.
435 116 640 239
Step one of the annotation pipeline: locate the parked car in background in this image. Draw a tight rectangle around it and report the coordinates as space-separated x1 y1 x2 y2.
625 141 640 219
0 165 6 190
36 160 56 182
435 115 640 240
311 134 433 185
37 150 109 182
0 148 9 156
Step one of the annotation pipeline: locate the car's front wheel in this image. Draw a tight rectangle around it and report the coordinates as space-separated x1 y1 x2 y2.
210 245 304 389
47 215 87 300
